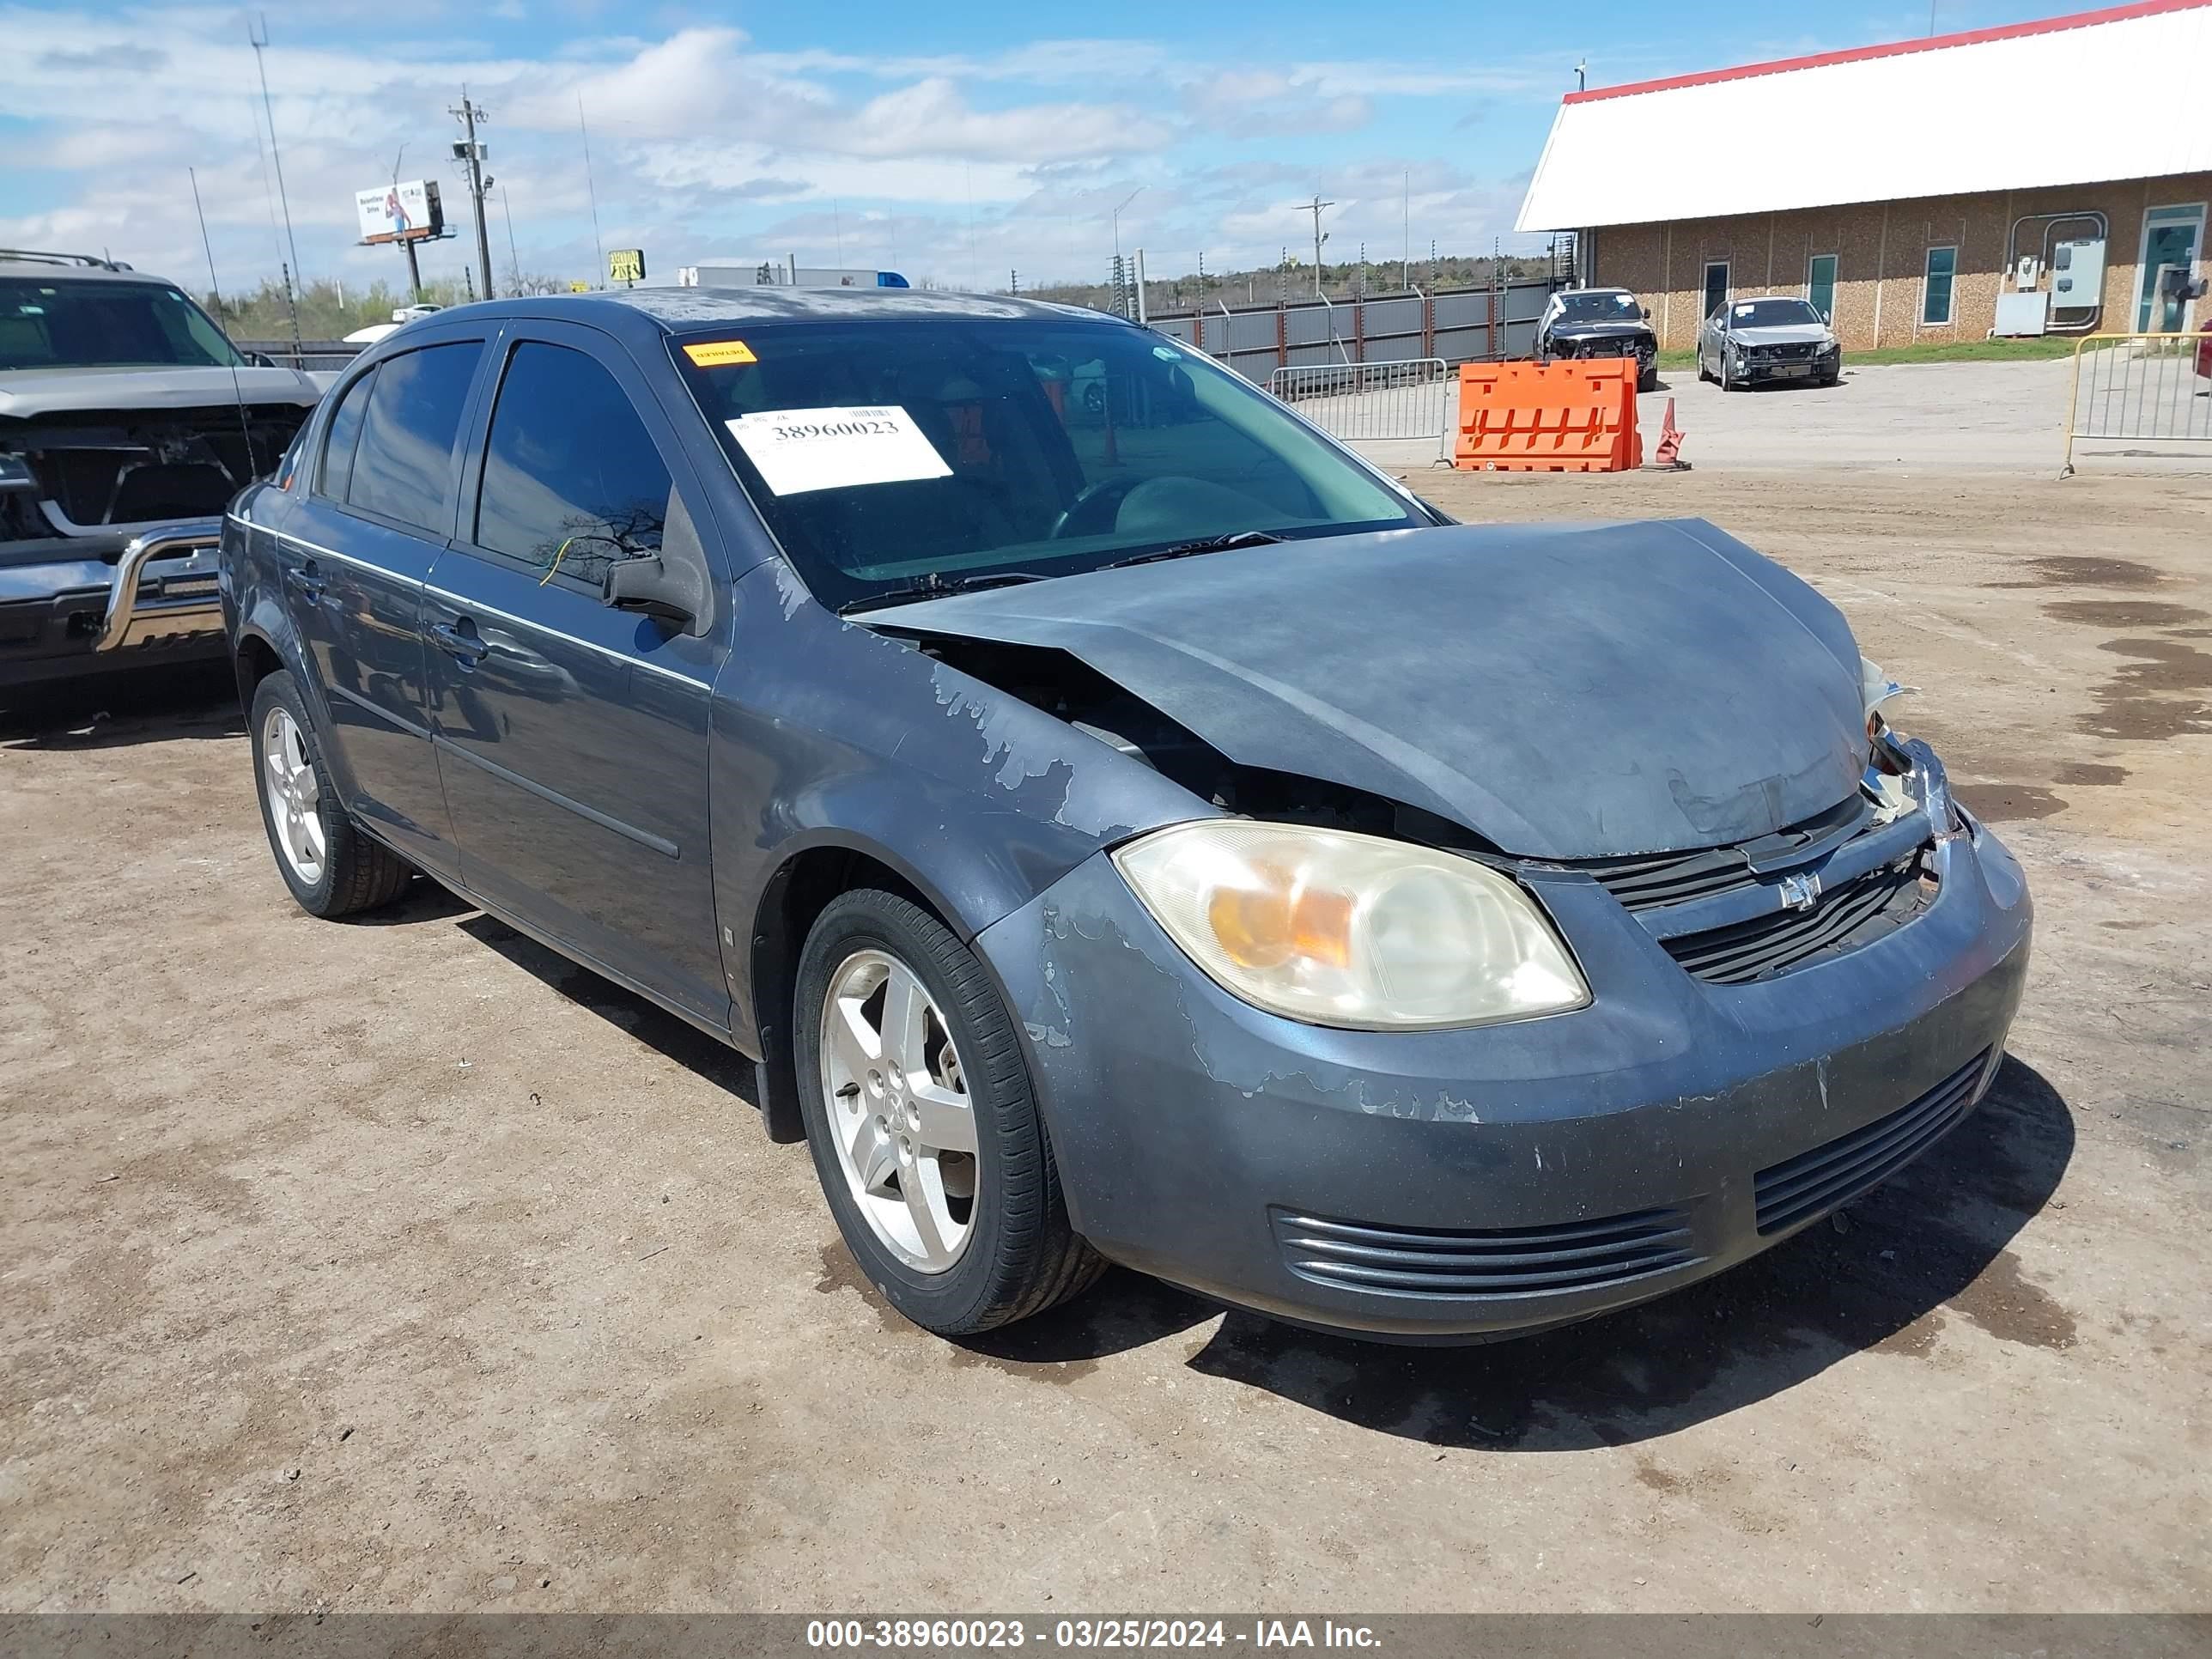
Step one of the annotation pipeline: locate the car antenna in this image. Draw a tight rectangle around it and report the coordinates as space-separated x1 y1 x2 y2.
191 166 261 479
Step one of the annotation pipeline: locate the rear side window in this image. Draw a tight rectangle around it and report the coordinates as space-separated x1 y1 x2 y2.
317 367 375 500
348 341 483 536
474 342 670 588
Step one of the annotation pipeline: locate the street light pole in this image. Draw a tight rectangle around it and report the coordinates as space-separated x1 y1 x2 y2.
449 88 495 304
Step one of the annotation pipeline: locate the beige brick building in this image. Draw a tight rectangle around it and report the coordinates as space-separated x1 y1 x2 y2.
1517 2 2212 354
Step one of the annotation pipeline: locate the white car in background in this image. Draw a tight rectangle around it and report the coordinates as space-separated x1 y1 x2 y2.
339 303 443 347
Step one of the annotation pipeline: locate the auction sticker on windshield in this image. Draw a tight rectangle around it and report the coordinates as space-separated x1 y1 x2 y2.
727 406 952 495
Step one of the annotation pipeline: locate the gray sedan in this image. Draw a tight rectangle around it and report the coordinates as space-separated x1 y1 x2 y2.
1698 295 1844 389
222 289 2025 1343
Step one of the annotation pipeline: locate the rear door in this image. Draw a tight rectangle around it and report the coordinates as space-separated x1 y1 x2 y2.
280 330 488 872
422 321 727 1024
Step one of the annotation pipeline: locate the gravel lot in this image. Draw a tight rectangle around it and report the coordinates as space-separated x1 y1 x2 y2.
3 463 2208 1614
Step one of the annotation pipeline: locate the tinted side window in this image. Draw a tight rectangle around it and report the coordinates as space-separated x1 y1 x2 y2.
317 366 376 500
475 343 670 588
349 341 483 536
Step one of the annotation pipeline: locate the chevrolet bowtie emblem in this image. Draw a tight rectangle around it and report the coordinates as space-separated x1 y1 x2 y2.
1776 872 1822 912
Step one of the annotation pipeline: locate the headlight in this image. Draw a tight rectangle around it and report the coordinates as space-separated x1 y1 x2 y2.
1111 820 1589 1030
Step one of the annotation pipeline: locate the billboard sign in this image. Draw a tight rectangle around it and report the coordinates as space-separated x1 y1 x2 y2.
608 248 646 284
354 180 444 246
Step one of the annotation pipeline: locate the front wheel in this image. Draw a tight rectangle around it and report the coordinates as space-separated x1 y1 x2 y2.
794 889 1104 1335
249 669 413 918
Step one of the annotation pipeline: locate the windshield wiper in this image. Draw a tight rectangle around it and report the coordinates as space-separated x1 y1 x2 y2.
1101 529 1285 570
837 569 1049 614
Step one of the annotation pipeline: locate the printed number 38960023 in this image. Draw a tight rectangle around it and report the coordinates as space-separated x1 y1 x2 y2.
772 419 901 441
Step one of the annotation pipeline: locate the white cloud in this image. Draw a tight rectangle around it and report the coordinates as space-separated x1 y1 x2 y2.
0 8 1562 292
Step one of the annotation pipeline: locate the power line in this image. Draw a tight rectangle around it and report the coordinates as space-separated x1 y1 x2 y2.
577 94 605 288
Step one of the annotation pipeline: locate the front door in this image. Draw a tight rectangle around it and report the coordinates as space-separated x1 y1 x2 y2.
2137 205 2204 332
1703 261 1730 320
280 333 486 872
1808 254 1838 324
422 323 729 1025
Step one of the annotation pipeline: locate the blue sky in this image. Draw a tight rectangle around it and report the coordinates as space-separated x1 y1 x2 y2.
0 1 2112 295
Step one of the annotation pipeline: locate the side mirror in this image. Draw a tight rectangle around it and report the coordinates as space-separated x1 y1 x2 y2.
1641 305 1652 319
604 553 709 637
246 349 279 368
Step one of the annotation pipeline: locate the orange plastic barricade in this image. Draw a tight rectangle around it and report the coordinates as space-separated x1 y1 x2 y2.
1453 360 1643 472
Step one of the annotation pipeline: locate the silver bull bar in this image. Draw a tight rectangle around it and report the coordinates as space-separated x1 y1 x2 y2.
97 518 226 653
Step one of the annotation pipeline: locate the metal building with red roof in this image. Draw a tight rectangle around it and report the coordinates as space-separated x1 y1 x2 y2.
1516 0 2212 350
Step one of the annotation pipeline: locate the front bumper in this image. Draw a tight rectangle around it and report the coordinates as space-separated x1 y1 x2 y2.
975 816 2031 1340
0 520 226 692
1739 350 1840 384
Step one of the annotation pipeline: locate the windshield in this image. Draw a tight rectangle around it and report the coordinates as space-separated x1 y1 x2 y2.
0 277 246 372
672 317 1424 611
1556 292 1641 324
1728 299 1823 329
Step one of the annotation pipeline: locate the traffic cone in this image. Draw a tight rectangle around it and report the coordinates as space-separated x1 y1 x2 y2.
1646 398 1689 470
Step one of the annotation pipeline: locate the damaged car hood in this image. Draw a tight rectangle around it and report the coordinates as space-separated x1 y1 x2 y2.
1723 324 1832 347
0 365 322 418
866 520 1868 859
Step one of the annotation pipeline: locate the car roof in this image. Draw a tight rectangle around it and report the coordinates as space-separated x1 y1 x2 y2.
0 258 176 285
1556 287 1634 297
401 286 1119 352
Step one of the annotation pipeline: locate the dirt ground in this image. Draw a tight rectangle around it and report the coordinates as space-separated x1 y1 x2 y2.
3 468 2208 1614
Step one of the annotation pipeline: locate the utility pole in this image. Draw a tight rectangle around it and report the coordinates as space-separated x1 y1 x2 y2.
247 15 302 354
1297 195 1334 299
449 88 495 303
1576 58 1588 92
1402 169 1410 291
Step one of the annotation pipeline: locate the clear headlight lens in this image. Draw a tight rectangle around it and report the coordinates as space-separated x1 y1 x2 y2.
1111 820 1589 1030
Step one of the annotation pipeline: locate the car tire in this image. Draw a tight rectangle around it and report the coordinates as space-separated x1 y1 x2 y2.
793 888 1104 1335
1638 362 1659 393
249 669 414 919
1720 351 1740 392
1696 349 1713 385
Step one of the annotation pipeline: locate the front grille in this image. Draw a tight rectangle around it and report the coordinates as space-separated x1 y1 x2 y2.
1661 856 1931 985
1580 793 1872 915
1751 341 1820 362
1274 1206 1700 1299
1754 1049 1991 1235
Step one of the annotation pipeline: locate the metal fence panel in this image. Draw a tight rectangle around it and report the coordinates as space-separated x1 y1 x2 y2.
2063 331 2212 472
1267 358 1451 442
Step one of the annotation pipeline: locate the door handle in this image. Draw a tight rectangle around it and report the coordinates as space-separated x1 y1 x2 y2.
430 617 489 668
284 560 326 605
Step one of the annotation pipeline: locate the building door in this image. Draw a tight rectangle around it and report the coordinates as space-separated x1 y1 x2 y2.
2136 204 2204 331
1703 261 1729 319
1808 254 1838 323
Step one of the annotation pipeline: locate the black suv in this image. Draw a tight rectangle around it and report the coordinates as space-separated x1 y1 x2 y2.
1535 286 1659 392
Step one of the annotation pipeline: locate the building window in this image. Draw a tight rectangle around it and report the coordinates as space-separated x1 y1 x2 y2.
1703 261 1729 319
1808 254 1838 324
1922 246 1957 326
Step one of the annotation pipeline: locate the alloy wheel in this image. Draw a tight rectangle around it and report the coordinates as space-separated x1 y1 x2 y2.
817 949 980 1273
261 705 326 885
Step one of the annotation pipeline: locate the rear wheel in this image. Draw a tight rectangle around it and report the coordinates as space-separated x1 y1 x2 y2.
249 669 412 918
794 888 1103 1335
